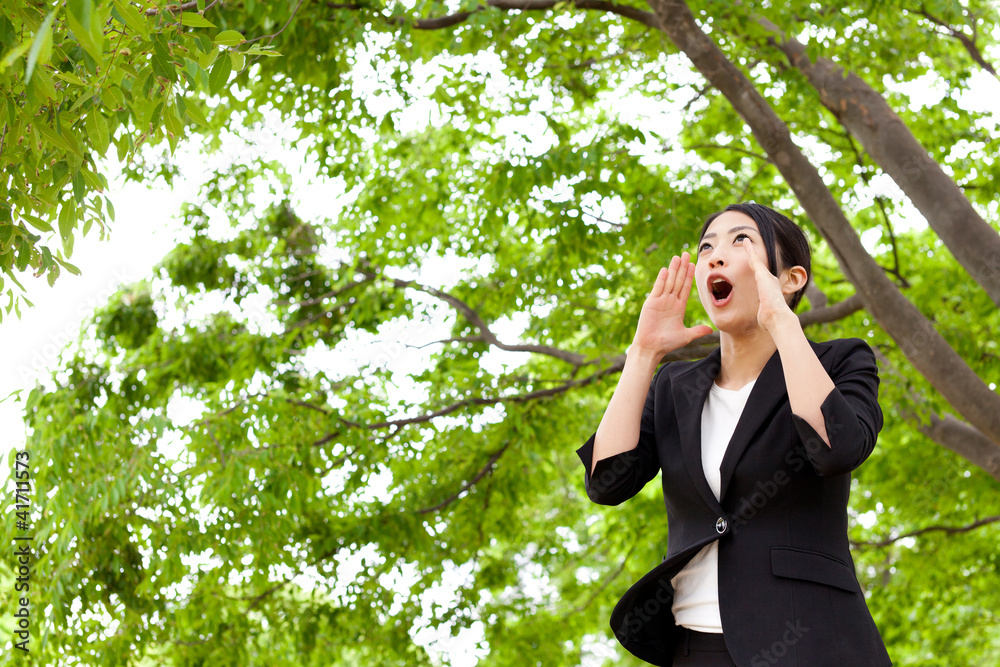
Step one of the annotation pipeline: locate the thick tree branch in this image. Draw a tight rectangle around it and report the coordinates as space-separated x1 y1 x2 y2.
361 363 624 430
328 0 663 31
754 14 1000 309
796 293 863 327
852 514 1000 549
803 279 827 309
920 413 1000 482
360 269 590 366
871 347 1000 483
645 0 1000 455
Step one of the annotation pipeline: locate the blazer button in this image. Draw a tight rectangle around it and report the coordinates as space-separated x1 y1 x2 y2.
716 517 728 534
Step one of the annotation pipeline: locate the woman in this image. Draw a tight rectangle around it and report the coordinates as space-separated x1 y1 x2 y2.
576 203 891 666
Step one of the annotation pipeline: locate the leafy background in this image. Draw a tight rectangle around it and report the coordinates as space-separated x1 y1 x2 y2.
1 0 999 664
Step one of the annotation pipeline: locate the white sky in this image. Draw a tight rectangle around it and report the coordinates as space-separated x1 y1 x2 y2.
0 33 998 665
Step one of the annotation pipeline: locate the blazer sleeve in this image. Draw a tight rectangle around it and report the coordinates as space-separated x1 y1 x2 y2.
575 364 663 505
792 337 884 477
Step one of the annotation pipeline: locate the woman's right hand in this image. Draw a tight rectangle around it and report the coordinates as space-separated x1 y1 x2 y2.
631 251 714 359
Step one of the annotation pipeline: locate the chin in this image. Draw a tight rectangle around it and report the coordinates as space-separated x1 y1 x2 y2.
708 311 758 335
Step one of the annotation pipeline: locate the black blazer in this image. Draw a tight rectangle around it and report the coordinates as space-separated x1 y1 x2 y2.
576 337 892 667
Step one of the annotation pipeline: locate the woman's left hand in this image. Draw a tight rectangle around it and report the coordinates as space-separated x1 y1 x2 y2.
743 238 794 332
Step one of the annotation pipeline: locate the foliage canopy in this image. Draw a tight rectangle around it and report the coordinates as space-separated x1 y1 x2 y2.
3 0 1000 664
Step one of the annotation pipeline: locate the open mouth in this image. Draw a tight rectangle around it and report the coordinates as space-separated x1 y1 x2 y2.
710 278 733 305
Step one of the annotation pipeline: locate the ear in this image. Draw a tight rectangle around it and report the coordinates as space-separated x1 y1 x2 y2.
780 266 808 297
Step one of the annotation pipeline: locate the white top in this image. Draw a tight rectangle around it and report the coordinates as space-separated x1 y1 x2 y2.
670 378 756 633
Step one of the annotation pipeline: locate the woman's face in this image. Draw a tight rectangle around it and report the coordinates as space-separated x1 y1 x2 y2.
694 211 773 333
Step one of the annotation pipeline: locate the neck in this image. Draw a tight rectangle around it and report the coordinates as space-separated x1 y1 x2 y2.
715 327 777 390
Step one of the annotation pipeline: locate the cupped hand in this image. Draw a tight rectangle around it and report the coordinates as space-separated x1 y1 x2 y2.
631 251 714 359
742 238 793 331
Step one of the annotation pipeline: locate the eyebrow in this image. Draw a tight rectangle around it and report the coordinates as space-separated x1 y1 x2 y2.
700 225 758 241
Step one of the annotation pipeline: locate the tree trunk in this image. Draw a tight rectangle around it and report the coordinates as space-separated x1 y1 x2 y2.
644 0 1000 476
754 16 1000 310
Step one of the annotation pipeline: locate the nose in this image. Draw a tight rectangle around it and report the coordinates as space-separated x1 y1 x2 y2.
706 246 726 268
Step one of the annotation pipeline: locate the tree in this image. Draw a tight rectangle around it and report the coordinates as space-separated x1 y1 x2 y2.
0 0 279 318
3 0 1000 663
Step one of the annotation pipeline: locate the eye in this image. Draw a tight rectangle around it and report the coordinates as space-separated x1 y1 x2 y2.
734 233 751 243
698 241 712 252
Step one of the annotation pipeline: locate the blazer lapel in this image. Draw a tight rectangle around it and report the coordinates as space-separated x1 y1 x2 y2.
670 340 835 510
717 348 786 502
670 348 724 513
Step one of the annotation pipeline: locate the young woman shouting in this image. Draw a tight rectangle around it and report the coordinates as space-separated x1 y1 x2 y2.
577 203 891 666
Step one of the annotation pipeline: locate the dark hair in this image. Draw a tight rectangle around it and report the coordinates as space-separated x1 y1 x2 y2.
698 202 812 310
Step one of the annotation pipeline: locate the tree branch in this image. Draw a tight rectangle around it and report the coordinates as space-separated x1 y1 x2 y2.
852 514 1000 549
910 6 999 79
645 0 1000 457
754 13 1000 309
416 441 512 514
361 362 624 431
328 0 663 31
360 268 590 366
569 542 637 614
246 0 305 45
144 0 220 17
871 347 1000 483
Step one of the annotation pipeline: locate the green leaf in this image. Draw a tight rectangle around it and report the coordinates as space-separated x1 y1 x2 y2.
25 386 42 413
24 216 53 233
163 104 185 149
36 121 80 155
66 0 103 64
86 111 111 155
25 9 57 84
184 100 209 127
46 262 60 286
229 51 245 72
72 171 85 203
80 168 105 192
106 85 126 109
69 89 96 113
112 0 150 38
55 256 81 275
15 237 30 271
181 13 216 28
151 37 177 82
58 202 75 241
54 70 86 86
214 30 246 47
115 135 129 161
198 45 219 69
30 67 58 101
209 53 232 95
0 41 30 72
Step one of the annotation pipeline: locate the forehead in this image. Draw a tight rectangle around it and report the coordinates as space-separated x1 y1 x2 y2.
701 210 759 239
